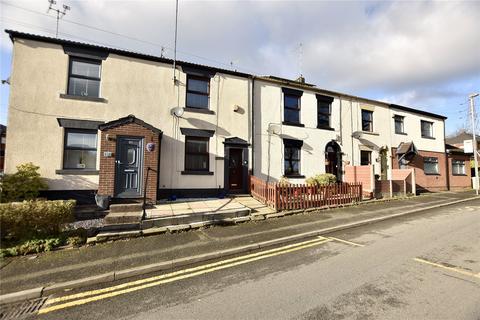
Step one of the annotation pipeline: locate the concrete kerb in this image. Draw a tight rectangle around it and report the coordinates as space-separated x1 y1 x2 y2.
1 195 477 305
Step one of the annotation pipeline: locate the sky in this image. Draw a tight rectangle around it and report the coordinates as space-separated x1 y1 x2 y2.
1 0 479 135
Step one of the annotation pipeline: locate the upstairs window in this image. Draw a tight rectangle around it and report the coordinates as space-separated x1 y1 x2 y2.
186 75 210 109
63 129 97 170
185 136 209 171
452 159 466 175
421 120 434 138
394 115 405 134
282 88 303 125
360 150 372 165
68 57 101 98
284 139 302 176
284 94 301 124
424 157 439 174
317 95 333 129
361 110 373 132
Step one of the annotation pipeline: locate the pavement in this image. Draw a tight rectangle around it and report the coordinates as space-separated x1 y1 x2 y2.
15 194 480 319
146 197 268 219
0 190 477 302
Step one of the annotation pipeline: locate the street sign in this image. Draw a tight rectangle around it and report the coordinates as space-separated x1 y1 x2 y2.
464 140 473 153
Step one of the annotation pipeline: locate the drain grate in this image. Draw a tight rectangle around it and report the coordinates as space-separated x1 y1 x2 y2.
0 297 48 320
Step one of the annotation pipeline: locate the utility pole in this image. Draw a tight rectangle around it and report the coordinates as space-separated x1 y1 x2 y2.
469 93 479 195
47 0 70 38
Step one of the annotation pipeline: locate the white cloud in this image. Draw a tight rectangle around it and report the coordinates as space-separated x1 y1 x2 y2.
1 0 479 120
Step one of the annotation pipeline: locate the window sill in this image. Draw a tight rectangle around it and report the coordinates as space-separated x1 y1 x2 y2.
361 131 380 136
60 94 108 103
317 126 335 131
56 169 99 175
282 122 305 128
184 107 215 115
452 174 467 176
181 170 214 175
395 132 408 135
284 174 305 178
424 173 441 176
421 136 436 140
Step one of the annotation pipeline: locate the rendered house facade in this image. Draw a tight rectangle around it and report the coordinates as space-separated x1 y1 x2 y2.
5 30 252 204
252 76 455 192
3 30 469 204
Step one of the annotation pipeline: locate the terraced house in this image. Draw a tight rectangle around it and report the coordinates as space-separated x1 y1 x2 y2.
3 30 470 205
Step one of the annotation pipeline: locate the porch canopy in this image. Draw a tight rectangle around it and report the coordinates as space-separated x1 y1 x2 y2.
396 142 417 163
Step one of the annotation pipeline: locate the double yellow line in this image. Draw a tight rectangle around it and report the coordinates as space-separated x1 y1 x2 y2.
39 236 340 315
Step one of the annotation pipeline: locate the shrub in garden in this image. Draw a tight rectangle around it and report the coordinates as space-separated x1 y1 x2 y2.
305 173 337 186
0 200 75 240
278 176 290 186
0 162 48 203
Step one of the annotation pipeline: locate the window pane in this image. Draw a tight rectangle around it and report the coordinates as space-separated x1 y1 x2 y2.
424 157 439 174
185 154 209 171
360 151 371 165
362 110 372 121
284 95 299 109
64 150 96 169
284 147 300 161
66 132 97 149
68 77 100 97
395 120 403 133
127 147 136 165
318 114 330 127
186 138 207 153
71 60 100 78
284 160 300 175
186 92 209 109
452 160 465 175
187 78 209 93
284 108 300 123
421 121 433 137
362 120 372 132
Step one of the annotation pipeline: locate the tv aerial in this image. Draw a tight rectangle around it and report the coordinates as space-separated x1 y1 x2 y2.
47 0 71 38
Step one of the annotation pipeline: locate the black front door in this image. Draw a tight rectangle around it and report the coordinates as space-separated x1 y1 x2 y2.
115 137 143 198
228 148 244 192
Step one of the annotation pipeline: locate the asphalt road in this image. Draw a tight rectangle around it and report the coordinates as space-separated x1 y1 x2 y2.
35 198 480 320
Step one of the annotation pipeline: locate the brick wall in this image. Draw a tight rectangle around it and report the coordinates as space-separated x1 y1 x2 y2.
392 148 447 192
344 165 373 191
98 122 160 202
447 154 471 190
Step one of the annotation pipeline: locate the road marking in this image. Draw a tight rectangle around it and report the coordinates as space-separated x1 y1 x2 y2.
326 236 364 247
45 236 331 305
42 236 334 307
414 258 480 279
39 237 333 314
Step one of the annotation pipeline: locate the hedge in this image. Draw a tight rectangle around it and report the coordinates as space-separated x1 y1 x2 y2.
0 200 76 241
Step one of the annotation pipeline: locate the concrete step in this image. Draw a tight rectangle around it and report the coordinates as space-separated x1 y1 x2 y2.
142 207 251 229
104 211 143 224
109 203 144 213
101 222 140 232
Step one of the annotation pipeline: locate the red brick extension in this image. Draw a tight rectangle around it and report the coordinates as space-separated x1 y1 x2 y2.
98 122 160 203
391 148 470 192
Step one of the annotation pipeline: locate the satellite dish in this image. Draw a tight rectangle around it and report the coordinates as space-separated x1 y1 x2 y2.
267 124 281 135
170 107 184 117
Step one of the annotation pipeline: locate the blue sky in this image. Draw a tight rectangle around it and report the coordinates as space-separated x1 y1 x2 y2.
1 0 479 135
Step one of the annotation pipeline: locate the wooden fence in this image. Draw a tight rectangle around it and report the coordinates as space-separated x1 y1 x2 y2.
250 176 362 211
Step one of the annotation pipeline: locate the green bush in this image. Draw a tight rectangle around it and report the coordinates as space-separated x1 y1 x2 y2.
1 163 48 203
0 237 64 257
0 200 75 240
305 173 337 186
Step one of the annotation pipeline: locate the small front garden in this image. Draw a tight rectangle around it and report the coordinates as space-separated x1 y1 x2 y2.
0 163 86 257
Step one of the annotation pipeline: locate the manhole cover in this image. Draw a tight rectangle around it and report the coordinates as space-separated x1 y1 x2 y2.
0 297 48 320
